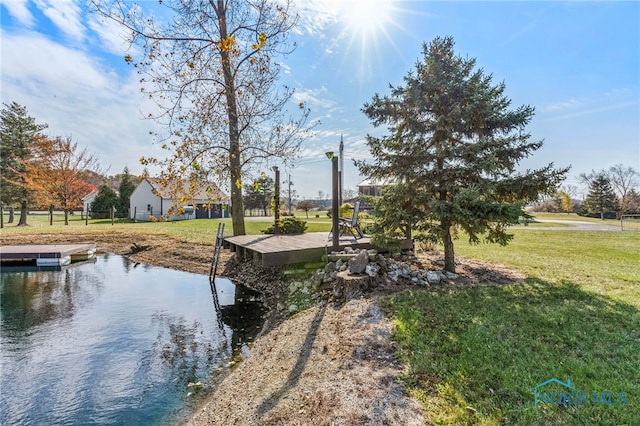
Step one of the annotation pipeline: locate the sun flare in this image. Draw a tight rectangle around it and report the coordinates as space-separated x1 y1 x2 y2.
339 0 395 37
323 0 401 81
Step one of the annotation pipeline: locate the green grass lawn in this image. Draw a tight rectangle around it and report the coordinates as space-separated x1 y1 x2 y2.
0 211 332 243
383 229 640 425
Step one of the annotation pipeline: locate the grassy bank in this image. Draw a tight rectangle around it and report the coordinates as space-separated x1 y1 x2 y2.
384 229 639 424
0 211 332 243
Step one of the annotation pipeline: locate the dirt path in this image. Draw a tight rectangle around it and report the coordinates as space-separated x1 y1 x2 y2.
186 299 425 426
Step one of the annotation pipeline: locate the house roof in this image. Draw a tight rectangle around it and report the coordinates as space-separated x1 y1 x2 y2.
81 189 98 201
145 177 229 201
357 178 394 187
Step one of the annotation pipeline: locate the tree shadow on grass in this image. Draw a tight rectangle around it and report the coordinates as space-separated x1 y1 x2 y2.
388 277 640 425
255 302 328 418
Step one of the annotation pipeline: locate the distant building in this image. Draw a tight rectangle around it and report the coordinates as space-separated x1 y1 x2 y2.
129 177 229 221
357 178 389 197
81 189 99 216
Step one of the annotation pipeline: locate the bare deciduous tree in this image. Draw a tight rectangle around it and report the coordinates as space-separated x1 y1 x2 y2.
609 164 639 216
92 0 314 234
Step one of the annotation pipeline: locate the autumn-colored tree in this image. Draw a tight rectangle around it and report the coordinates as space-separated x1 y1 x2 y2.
560 191 573 214
92 0 314 235
24 136 102 225
296 199 315 218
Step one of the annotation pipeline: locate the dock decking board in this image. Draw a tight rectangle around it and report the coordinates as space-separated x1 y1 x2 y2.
0 243 96 262
225 232 411 266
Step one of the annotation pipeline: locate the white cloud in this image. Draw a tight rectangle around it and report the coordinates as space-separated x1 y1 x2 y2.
292 86 336 109
290 0 338 36
87 12 136 56
1 30 113 92
543 100 639 123
0 29 166 176
0 0 35 27
34 0 85 41
543 97 583 112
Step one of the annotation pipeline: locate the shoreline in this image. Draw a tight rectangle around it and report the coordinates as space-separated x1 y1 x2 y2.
1 231 524 425
0 232 426 424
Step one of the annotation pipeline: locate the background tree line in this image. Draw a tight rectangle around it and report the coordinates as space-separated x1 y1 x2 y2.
0 102 136 226
529 165 640 219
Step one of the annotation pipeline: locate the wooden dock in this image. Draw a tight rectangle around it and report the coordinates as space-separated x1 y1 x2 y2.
0 243 96 266
225 232 411 267
225 232 373 266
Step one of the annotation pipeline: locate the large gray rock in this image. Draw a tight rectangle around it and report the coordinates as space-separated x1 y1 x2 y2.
400 265 411 278
425 271 442 284
324 262 335 274
387 270 399 282
348 250 369 274
445 271 460 280
365 262 381 277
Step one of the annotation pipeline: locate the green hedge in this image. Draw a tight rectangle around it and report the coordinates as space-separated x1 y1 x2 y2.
262 217 307 234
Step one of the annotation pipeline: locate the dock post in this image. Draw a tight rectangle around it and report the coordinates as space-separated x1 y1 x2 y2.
209 223 225 282
326 151 339 250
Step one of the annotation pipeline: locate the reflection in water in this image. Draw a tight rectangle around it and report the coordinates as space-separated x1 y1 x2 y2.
1 263 103 332
0 255 266 425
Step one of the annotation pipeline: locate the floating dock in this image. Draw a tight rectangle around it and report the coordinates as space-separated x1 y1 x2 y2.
0 243 96 267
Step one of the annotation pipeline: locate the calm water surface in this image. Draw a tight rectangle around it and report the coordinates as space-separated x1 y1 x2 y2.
0 254 266 425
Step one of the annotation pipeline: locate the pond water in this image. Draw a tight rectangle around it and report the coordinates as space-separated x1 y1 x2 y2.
0 254 266 425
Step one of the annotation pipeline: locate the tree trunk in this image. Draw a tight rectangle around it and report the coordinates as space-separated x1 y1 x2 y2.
65 209 69 225
18 200 28 226
442 223 455 273
217 0 245 236
8 207 14 223
333 270 379 306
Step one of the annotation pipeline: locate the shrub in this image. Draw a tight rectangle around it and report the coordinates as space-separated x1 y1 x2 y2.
339 203 353 218
262 217 307 234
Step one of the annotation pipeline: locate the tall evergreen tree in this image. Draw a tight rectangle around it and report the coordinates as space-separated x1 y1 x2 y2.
357 37 569 272
0 102 47 225
582 172 618 219
117 167 137 218
90 183 119 218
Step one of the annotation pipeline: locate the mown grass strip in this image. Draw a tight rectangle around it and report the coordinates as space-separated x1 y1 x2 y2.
383 229 639 424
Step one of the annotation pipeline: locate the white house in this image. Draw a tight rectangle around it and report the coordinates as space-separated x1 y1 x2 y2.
81 189 98 216
129 178 230 221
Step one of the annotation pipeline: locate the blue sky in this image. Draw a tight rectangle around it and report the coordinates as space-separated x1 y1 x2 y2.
1 0 638 199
